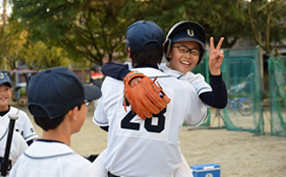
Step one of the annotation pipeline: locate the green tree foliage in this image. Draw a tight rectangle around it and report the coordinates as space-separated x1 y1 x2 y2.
18 41 70 70
120 0 250 48
120 0 286 51
9 0 286 67
246 0 286 54
11 0 129 65
0 19 70 70
0 19 26 69
0 26 6 66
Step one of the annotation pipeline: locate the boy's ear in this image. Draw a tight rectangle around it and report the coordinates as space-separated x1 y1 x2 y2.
168 49 172 59
68 107 78 119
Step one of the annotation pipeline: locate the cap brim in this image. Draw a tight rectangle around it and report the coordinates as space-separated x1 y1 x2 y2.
0 80 12 88
83 84 102 101
173 38 206 49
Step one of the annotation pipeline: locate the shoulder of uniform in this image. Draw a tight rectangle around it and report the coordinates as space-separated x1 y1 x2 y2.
9 106 20 114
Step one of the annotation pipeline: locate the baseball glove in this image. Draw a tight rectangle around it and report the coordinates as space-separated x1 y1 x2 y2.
123 71 171 120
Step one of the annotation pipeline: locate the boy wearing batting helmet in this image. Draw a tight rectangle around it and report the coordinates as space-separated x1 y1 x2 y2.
101 21 227 109
0 72 38 146
9 67 101 177
93 20 207 177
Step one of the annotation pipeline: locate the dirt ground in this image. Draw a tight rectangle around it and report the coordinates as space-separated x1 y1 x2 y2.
20 104 286 177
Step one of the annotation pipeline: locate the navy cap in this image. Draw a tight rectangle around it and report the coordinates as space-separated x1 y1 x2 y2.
125 20 164 50
172 29 204 47
27 67 102 119
0 72 12 88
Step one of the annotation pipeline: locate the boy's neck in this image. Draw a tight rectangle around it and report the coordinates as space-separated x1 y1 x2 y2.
41 131 71 147
41 120 72 146
0 105 10 114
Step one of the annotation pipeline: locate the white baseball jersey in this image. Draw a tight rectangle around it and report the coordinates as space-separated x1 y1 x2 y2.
9 140 98 177
0 107 38 143
159 63 212 96
125 62 212 97
0 125 28 176
93 67 207 177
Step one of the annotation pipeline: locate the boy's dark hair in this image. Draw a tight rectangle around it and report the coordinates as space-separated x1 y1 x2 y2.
3 83 12 88
130 47 163 67
31 104 84 131
34 115 65 131
31 105 65 131
91 65 100 73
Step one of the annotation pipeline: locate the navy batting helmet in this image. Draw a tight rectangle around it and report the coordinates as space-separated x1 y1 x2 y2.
164 21 206 65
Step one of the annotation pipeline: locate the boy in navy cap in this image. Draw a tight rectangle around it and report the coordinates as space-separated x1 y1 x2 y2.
10 67 101 177
0 72 38 146
93 20 207 177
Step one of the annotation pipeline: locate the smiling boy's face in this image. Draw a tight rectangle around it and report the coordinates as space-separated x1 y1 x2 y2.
167 40 200 74
0 83 12 111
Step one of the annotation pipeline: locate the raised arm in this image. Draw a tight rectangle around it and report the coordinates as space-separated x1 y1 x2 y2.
199 37 227 109
101 62 130 80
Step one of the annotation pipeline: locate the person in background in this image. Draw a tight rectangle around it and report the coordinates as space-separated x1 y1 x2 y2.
0 72 38 146
89 65 104 110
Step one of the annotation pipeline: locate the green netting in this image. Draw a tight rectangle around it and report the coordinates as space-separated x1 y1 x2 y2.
268 57 286 137
191 47 264 134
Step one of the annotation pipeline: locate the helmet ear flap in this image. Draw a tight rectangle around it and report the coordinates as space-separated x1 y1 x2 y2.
197 48 206 65
164 39 171 61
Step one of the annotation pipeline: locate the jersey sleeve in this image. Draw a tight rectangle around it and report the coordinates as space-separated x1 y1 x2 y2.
93 77 123 127
199 73 228 109
93 95 108 126
184 83 208 127
187 72 212 96
101 62 130 81
13 132 28 160
19 111 38 142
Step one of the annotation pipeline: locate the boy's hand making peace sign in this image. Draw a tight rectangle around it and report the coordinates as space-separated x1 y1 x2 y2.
209 37 224 76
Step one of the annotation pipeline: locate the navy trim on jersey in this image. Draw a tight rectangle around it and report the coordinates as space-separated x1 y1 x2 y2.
0 110 9 117
93 117 109 126
36 139 65 144
148 75 171 79
0 128 8 141
24 152 74 159
24 134 37 141
196 86 212 95
177 75 184 79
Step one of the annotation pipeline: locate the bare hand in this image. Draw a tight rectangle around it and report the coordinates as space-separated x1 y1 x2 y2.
209 37 224 75
130 77 142 86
